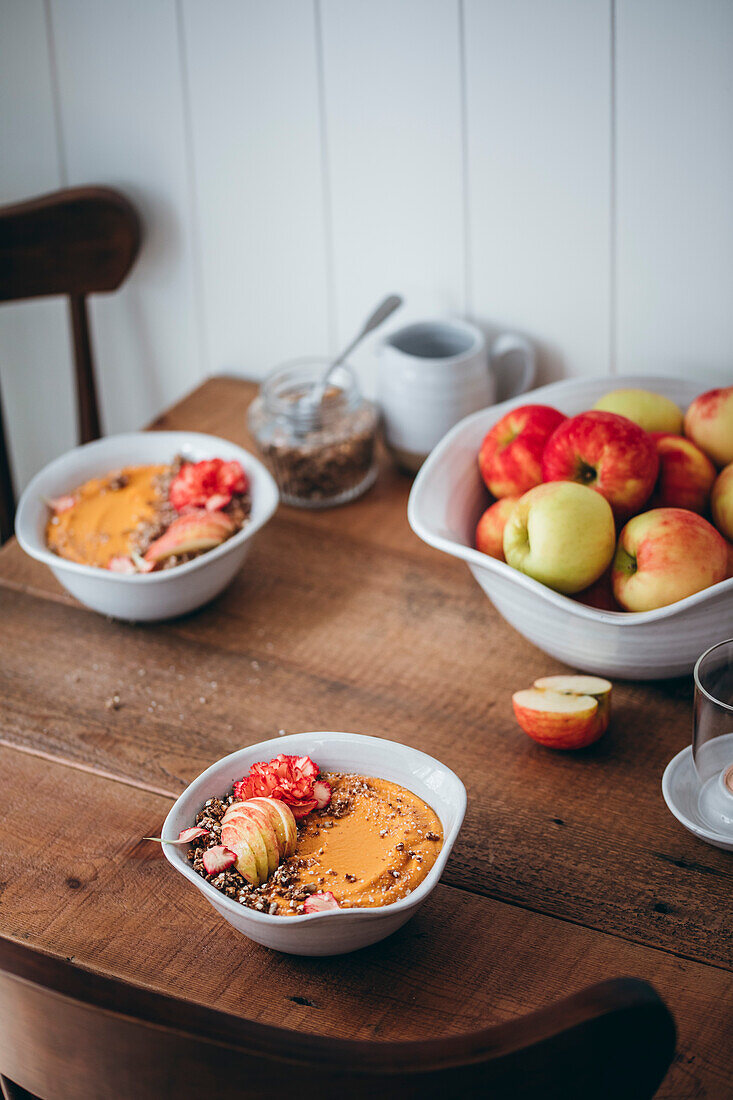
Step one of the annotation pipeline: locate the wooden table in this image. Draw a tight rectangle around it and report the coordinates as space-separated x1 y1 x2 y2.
1 377 731 1097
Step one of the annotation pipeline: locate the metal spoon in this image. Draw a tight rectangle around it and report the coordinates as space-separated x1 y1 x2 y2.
302 293 403 415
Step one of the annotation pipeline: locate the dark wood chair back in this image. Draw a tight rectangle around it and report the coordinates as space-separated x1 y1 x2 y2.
0 185 141 541
0 936 674 1099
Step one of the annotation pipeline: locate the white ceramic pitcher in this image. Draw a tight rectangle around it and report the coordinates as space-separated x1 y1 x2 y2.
377 319 535 470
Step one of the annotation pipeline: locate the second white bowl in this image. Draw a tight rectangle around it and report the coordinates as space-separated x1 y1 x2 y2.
15 431 279 621
162 731 466 956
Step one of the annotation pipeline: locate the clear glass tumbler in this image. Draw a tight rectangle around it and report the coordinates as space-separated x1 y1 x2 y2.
693 638 733 834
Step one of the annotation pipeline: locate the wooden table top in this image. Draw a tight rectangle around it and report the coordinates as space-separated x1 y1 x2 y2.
1 377 731 1097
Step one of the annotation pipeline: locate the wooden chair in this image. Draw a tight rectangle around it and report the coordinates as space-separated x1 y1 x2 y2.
0 935 675 1099
0 186 141 542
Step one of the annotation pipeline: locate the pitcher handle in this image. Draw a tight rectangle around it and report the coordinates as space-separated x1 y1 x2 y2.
489 333 536 401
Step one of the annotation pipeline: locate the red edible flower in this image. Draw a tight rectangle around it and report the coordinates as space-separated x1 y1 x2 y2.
234 753 320 819
170 459 248 513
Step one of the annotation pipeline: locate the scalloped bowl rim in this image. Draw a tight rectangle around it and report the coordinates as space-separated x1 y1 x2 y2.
162 731 466 925
15 431 279 583
408 374 733 625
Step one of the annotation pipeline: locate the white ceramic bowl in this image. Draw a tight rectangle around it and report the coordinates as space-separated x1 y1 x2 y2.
162 731 466 956
15 431 279 621
408 374 733 680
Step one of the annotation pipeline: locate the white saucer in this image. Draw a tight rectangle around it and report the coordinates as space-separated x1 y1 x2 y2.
662 745 733 852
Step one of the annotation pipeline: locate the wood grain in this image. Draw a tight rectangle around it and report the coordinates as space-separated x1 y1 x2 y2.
0 378 731 971
1 554 731 970
0 746 730 1099
2 375 732 1092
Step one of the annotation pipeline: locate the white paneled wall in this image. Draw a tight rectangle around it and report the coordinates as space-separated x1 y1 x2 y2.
1 0 733 494
615 0 733 383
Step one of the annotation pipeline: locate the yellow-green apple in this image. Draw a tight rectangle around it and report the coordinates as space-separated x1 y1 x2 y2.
711 463 733 540
542 411 658 520
533 675 612 735
684 386 733 467
648 432 717 513
512 686 607 749
612 508 727 611
593 388 683 434
221 803 271 881
475 497 519 561
245 797 298 857
503 482 616 594
144 509 235 564
572 568 623 611
478 404 566 498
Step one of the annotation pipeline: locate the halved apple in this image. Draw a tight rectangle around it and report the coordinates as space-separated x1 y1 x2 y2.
512 688 606 750
246 797 298 858
224 803 280 874
221 807 270 881
533 675 612 734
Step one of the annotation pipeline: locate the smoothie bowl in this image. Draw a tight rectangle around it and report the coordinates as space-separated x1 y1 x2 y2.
160 732 466 955
15 431 279 621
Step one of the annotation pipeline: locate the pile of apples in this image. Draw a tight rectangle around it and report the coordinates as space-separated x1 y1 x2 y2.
475 385 733 612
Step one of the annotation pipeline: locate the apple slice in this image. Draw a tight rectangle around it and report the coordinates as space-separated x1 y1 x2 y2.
221 807 270 882
247 797 298 858
144 509 235 564
224 803 280 874
227 833 260 886
512 688 605 750
533 675 612 734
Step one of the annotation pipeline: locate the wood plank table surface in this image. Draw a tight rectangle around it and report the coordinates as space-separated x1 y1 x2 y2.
1 377 731 1097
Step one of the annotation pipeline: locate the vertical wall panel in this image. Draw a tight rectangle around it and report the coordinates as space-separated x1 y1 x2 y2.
50 0 204 436
182 0 330 380
320 0 465 388
0 0 76 494
464 0 612 382
616 0 733 383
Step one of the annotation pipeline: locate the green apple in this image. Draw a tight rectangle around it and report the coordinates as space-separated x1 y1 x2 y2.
592 388 683 434
503 482 616 594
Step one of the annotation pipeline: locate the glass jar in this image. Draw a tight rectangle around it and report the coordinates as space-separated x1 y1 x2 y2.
248 359 379 508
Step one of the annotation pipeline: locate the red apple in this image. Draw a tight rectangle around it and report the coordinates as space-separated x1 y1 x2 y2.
572 568 623 611
612 508 727 611
475 497 519 561
542 411 658 520
684 386 733 467
478 404 566 498
711 463 733 541
648 432 717 513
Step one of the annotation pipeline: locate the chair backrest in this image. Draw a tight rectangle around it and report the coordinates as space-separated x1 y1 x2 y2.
0 185 141 541
0 935 675 1100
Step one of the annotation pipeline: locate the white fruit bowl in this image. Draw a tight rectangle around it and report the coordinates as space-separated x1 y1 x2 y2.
408 375 733 680
162 732 466 956
15 431 279 621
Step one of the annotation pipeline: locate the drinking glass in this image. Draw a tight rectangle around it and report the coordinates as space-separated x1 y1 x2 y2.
693 639 733 834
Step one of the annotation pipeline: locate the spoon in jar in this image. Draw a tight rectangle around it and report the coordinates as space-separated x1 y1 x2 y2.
299 293 403 420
